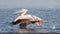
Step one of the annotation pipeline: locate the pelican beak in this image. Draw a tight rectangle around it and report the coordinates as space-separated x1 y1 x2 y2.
36 22 42 26
13 11 19 14
13 11 23 14
13 8 28 14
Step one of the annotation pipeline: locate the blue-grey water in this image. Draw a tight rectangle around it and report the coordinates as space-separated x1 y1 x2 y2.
0 8 60 33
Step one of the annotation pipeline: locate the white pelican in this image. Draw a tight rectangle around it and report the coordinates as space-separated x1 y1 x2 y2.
11 8 42 29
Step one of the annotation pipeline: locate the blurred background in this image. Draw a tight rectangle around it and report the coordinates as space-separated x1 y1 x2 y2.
0 0 60 33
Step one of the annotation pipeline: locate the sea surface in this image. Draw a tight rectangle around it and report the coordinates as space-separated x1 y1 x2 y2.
0 8 60 33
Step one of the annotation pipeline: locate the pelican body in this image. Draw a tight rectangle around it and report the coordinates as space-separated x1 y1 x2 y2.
10 9 42 29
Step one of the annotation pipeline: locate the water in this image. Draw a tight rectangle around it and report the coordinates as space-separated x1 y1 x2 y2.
0 8 60 33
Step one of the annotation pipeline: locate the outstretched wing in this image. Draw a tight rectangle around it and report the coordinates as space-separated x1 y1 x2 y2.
10 19 30 25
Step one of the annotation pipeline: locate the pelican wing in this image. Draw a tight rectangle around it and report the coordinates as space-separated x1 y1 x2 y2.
10 19 30 25
14 15 35 21
13 14 42 25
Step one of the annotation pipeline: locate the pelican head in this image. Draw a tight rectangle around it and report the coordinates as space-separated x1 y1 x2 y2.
20 8 28 13
35 18 42 26
13 8 28 14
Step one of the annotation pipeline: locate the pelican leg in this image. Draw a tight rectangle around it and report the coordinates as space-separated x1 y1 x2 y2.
19 23 27 29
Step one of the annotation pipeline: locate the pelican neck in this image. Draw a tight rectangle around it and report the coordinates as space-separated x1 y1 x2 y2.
21 11 27 16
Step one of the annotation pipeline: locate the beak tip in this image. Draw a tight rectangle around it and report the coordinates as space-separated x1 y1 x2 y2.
36 22 42 27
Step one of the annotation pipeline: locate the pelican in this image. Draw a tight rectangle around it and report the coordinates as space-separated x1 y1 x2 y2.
10 8 42 29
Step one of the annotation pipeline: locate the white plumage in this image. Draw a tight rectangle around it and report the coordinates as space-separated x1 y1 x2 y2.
14 14 42 21
12 8 42 27
14 8 42 21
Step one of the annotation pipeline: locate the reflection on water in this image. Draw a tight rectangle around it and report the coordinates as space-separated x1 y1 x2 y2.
14 28 40 33
12 27 60 33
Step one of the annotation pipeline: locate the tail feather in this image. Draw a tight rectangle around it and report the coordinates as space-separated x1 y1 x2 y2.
10 19 22 25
